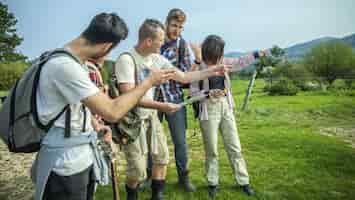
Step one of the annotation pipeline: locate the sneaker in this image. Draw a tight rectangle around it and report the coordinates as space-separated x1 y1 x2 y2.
207 185 218 198
240 184 255 196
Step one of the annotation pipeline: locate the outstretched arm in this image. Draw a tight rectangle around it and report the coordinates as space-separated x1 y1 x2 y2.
82 69 176 122
225 50 269 72
118 82 180 114
172 64 229 83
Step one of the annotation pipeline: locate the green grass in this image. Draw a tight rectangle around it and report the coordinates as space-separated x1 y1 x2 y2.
98 80 355 200
0 90 8 97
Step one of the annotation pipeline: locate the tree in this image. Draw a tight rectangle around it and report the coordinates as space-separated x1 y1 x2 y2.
344 53 355 88
304 41 353 88
242 45 285 111
0 2 26 62
255 45 285 71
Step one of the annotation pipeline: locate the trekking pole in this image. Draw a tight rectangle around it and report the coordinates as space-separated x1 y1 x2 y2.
102 128 120 200
111 156 120 200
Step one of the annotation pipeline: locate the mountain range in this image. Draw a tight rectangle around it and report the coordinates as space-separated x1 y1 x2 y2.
225 33 355 60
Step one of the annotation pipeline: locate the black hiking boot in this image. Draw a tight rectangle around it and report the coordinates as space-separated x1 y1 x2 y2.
151 179 165 200
125 184 138 200
178 171 196 192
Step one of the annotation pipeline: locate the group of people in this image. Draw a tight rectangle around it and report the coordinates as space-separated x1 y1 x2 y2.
31 8 266 200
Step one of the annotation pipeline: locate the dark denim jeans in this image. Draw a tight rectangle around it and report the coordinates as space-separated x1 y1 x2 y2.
43 165 95 200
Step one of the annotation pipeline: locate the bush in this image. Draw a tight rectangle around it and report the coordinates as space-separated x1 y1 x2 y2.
268 78 299 96
344 79 353 89
295 81 320 91
100 66 110 84
269 62 315 91
327 79 350 91
0 61 28 90
263 84 271 92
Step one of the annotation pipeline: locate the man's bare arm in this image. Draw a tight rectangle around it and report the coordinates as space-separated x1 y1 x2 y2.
82 69 176 122
172 65 228 83
119 83 180 113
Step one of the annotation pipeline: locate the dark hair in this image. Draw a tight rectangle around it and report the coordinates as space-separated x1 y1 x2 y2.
166 8 186 23
202 35 225 65
138 19 165 42
81 13 128 46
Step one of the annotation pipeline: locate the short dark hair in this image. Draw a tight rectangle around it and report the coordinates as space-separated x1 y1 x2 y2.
81 13 128 46
166 8 186 24
202 35 225 65
138 19 165 42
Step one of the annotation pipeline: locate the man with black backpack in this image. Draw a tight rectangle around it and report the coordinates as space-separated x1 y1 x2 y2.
151 8 197 192
0 13 177 200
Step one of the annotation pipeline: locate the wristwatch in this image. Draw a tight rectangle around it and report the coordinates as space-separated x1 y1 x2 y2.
194 60 201 65
253 51 260 59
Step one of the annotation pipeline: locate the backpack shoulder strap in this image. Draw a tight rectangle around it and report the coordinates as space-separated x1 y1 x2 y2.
31 49 82 136
48 48 82 65
177 38 186 69
117 52 138 86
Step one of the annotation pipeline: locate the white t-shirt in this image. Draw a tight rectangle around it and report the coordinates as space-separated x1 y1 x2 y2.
114 48 175 117
36 51 99 176
37 55 99 133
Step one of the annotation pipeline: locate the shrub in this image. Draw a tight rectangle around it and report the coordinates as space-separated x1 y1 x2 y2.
296 81 320 91
100 66 110 84
0 61 28 90
268 78 299 96
263 84 271 92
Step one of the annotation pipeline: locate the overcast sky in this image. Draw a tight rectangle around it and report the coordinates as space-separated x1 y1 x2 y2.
3 0 355 59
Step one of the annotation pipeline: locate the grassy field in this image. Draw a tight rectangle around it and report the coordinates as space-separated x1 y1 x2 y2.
96 79 355 200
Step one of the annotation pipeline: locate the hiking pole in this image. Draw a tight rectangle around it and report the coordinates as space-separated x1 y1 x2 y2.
180 91 209 107
101 128 120 200
111 156 120 200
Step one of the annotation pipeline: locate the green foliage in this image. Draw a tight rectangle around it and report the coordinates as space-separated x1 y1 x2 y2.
267 78 299 96
0 2 27 62
100 66 110 84
270 45 285 58
304 41 354 86
344 55 355 88
272 62 315 91
255 45 285 72
0 61 27 90
102 59 115 84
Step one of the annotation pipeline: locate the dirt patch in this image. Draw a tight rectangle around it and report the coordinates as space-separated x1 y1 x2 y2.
0 141 35 200
0 141 128 200
319 127 355 148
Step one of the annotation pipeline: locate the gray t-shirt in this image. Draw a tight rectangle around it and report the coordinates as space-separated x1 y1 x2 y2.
36 51 99 176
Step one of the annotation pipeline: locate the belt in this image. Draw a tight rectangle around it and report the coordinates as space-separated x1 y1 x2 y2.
208 89 227 98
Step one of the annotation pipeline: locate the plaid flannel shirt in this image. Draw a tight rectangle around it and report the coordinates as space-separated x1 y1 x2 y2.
155 37 192 102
